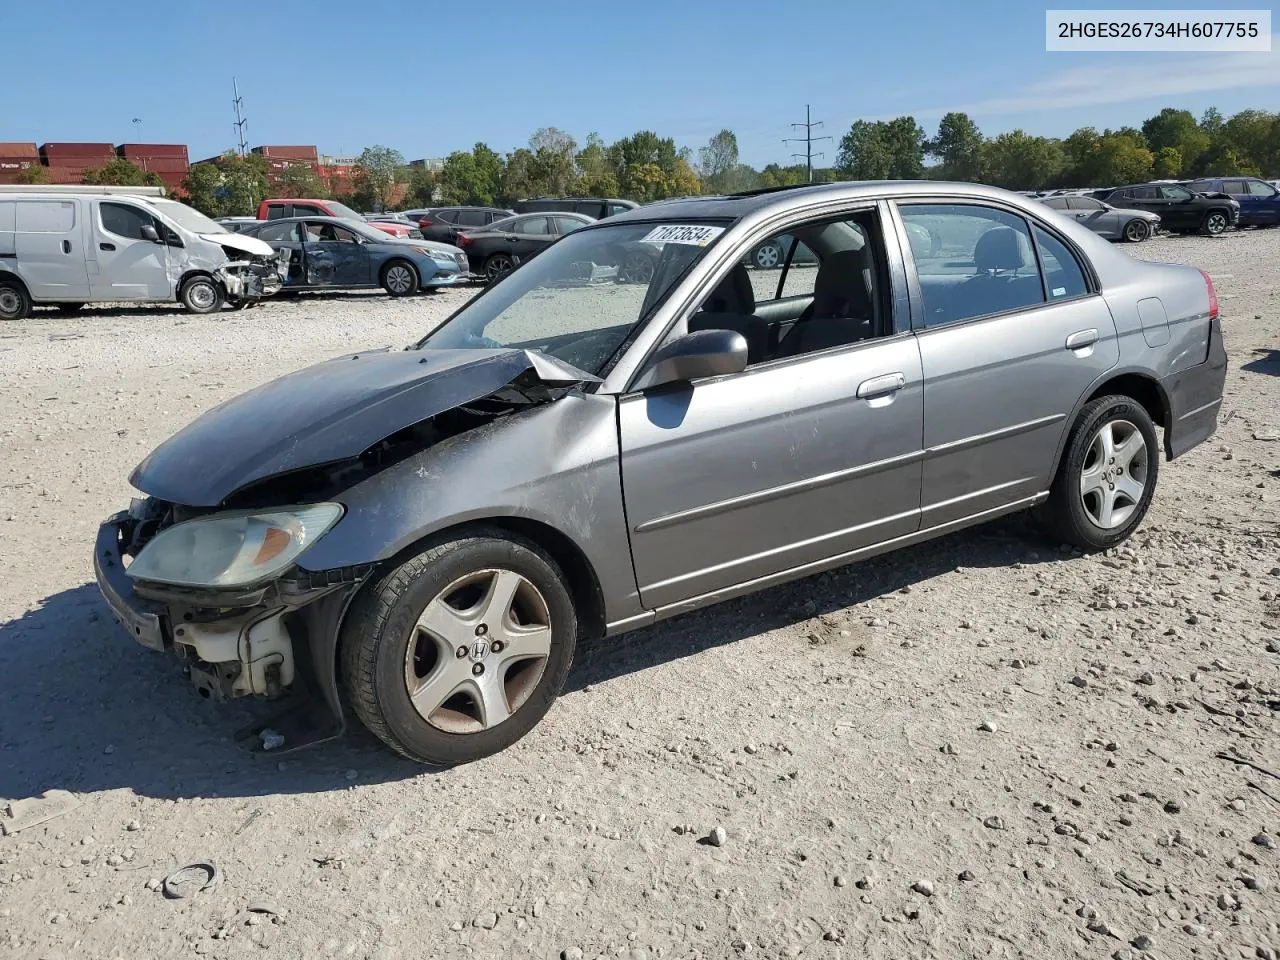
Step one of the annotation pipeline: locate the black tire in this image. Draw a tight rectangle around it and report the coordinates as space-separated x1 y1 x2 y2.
0 279 32 321
1041 395 1160 551
484 253 515 283
179 275 223 314
1122 219 1150 243
1200 210 1229 236
751 242 783 270
341 530 578 766
52 302 86 314
381 260 419 297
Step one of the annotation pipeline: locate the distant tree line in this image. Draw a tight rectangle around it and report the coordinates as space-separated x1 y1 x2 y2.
54 105 1280 214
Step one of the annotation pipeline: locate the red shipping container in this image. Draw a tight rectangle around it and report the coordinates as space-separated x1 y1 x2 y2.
132 158 190 173
253 144 318 161
0 157 38 170
0 143 39 159
41 142 116 160
119 143 188 160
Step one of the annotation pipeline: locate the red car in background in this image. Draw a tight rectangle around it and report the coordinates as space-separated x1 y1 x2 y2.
257 199 413 238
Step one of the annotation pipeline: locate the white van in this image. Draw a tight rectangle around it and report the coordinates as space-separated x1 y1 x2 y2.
0 186 286 320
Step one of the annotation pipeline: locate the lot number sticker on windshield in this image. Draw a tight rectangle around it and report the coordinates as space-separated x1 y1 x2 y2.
640 224 724 246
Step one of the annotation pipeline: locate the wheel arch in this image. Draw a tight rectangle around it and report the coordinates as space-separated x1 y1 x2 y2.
0 270 30 292
380 256 420 284
178 268 219 295
1048 370 1172 479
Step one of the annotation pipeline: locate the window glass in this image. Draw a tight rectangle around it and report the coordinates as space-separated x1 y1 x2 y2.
745 234 819 302
1248 180 1278 197
491 219 515 233
1161 185 1192 200
575 202 605 218
516 216 550 235
899 203 1043 327
100 202 154 240
16 200 75 232
1043 197 1070 210
607 204 632 217
486 211 508 223
294 204 325 216
305 222 360 242
1067 197 1104 211
1223 180 1248 194
257 221 301 242
435 209 459 223
1033 225 1087 300
457 210 487 226
265 204 291 219
553 216 587 235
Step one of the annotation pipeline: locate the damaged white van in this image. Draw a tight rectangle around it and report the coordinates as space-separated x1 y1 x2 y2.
0 185 286 319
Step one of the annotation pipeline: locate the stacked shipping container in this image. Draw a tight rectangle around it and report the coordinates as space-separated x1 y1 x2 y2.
0 143 40 184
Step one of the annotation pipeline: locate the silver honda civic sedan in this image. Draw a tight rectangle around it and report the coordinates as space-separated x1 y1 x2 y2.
94 181 1227 766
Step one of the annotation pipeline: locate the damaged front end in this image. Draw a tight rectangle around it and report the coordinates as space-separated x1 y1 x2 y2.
215 247 288 305
93 347 599 753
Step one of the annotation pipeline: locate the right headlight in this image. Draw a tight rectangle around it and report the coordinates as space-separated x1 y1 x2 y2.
126 503 343 588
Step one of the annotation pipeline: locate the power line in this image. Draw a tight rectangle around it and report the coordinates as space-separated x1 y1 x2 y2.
232 78 249 157
782 104 831 183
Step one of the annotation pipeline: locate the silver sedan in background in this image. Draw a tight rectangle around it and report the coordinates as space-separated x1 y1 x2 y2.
1039 194 1161 242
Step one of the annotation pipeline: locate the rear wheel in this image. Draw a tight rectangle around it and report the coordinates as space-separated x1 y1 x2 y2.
341 531 578 766
179 275 223 314
381 260 419 297
1201 210 1229 236
1122 219 1150 242
1041 395 1159 551
484 253 515 283
0 280 32 321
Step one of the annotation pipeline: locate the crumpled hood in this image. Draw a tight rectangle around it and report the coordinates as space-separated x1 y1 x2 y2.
129 347 598 507
202 232 276 258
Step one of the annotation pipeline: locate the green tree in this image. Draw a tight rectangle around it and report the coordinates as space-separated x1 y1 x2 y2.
1153 146 1183 178
179 152 269 217
980 130 1065 189
526 127 578 197
82 157 164 189
609 131 683 199
405 166 437 207
1218 109 1279 174
1140 108 1208 175
182 162 223 216
276 162 327 199
927 112 984 181
438 144 504 205
353 145 405 212
698 129 741 192
836 117 926 180
14 164 49 185
1200 107 1225 137
758 162 807 188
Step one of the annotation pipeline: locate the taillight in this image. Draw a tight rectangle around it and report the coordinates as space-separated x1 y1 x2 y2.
418 218 432 228
458 234 472 247
1199 268 1219 320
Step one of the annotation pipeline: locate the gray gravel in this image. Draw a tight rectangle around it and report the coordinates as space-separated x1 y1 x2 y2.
1 231 1278 959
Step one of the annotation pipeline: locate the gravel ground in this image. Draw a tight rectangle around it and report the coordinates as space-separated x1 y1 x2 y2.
0 233 1278 960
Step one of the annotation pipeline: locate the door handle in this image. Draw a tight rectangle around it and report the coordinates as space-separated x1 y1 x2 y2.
62 240 72 254
99 242 116 252
1065 329 1098 350
856 372 906 399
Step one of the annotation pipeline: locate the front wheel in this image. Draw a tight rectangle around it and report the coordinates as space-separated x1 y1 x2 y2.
179 275 223 314
1041 395 1159 551
340 531 578 766
381 260 419 297
1201 211 1229 236
1122 219 1151 242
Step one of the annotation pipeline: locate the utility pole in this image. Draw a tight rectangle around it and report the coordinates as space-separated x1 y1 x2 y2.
232 78 249 157
783 104 831 183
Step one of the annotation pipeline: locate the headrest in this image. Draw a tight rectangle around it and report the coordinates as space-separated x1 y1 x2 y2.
973 227 1028 272
705 263 755 315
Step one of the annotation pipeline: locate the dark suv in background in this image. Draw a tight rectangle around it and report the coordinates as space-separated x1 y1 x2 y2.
512 197 638 218
1088 182 1239 235
405 207 515 244
1182 177 1280 226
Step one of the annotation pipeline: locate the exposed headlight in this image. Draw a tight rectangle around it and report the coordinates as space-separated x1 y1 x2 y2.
126 503 343 588
417 247 457 263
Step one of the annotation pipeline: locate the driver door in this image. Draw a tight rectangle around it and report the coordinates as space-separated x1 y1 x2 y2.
302 221 371 287
89 200 171 299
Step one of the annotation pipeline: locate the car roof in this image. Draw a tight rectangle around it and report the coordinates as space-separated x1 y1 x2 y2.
597 181 1060 225
250 215 369 226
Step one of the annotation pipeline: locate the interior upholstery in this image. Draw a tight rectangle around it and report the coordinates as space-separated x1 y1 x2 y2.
776 248 875 357
972 226 1029 272
688 264 769 363
960 227 1042 319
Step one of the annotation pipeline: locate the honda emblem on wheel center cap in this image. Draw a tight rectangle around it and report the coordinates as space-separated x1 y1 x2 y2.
469 638 490 662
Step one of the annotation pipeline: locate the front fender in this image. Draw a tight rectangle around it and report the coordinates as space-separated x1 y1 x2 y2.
296 391 645 626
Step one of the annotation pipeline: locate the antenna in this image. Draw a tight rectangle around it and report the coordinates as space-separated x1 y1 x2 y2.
782 104 832 183
232 78 249 157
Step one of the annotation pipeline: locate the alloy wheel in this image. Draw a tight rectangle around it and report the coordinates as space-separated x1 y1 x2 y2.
385 265 414 294
486 255 514 281
1079 419 1148 530
403 568 553 734
753 243 781 269
1124 220 1149 242
1206 213 1228 235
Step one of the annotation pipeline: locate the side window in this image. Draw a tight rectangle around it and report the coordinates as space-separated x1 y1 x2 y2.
323 225 360 243
745 233 817 302
517 216 550 235
1067 197 1103 211
1032 225 1088 300
553 216 586 235
435 209 459 223
575 202 605 218
607 203 631 217
1223 180 1247 194
16 200 76 233
486 211 507 223
265 204 291 220
1159 186 1191 201
1248 180 1278 197
294 204 324 216
1044 197 1070 210
456 210 487 227
257 221 301 242
899 203 1042 328
100 202 155 240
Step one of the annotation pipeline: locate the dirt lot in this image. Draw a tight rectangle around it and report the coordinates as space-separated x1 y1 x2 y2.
0 234 1278 960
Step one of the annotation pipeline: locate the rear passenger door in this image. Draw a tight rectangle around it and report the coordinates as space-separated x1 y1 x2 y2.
1245 179 1280 223
10 199 91 300
895 201 1120 526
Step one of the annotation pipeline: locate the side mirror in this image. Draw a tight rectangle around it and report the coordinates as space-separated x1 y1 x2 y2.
139 224 161 243
632 328 748 390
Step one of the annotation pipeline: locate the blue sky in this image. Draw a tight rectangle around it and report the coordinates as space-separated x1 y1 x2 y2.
5 0 1279 166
